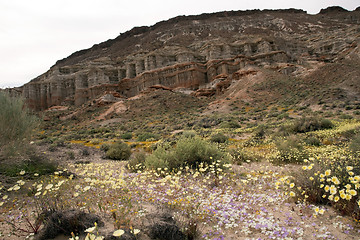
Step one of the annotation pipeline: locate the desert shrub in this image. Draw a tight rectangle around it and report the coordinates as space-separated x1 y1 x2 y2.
137 132 160 142
294 154 360 220
127 151 147 172
195 117 221 128
254 125 267 139
349 133 360 155
37 210 104 239
276 112 289 120
304 135 322 146
340 127 359 139
67 151 75 160
0 148 57 177
100 143 110 152
340 114 353 119
48 144 58 152
105 141 132 160
145 136 229 170
229 148 260 165
292 116 333 133
81 148 90 156
181 130 197 138
121 132 133 140
219 120 240 129
274 124 293 137
210 133 228 143
272 137 308 164
0 92 38 154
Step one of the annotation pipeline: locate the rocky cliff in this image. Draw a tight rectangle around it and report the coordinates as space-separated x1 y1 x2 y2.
20 6 360 110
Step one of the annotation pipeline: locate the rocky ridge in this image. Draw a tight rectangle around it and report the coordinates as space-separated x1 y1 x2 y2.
13 7 360 110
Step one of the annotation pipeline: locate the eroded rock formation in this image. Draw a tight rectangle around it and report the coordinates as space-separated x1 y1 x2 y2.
19 7 360 110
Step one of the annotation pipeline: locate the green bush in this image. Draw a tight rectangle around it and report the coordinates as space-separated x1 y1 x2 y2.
100 143 110 152
229 148 260 165
349 134 360 155
145 136 229 170
292 116 333 133
121 132 133 140
127 151 146 172
304 136 322 146
105 141 132 160
210 133 228 143
181 131 197 138
254 125 267 139
219 120 240 129
0 92 38 153
137 132 160 142
272 137 308 164
0 148 57 177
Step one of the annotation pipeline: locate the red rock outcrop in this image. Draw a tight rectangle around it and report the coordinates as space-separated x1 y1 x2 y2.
17 7 360 110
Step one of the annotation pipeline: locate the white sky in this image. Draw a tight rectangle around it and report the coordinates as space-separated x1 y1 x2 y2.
0 0 358 88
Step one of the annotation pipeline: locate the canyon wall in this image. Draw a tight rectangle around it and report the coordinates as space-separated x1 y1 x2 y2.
20 7 360 110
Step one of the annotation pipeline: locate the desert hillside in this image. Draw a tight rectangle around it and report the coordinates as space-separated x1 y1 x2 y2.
1 6 360 240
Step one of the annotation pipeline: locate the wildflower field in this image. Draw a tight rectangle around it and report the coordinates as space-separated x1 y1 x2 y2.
1 91 360 239
1 121 360 239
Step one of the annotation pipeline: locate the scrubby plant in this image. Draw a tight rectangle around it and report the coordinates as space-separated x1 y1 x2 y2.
293 153 360 220
219 120 240 129
67 151 76 160
127 150 147 171
272 137 308 164
292 116 333 133
210 132 228 143
100 143 110 152
0 92 38 154
253 125 267 139
145 136 229 170
349 133 360 155
304 135 322 146
181 130 197 138
121 132 133 140
106 141 132 160
137 132 160 141
229 148 260 165
0 148 57 177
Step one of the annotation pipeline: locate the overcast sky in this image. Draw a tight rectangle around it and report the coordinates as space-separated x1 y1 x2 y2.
0 0 358 88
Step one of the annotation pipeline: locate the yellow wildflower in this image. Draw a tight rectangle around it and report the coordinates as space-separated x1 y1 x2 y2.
331 176 340 185
346 166 353 171
330 185 337 195
349 189 357 196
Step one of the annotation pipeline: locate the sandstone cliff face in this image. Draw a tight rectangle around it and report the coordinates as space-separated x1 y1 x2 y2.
21 7 360 110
